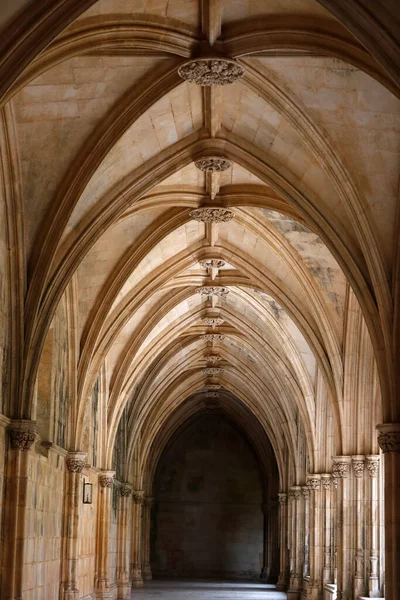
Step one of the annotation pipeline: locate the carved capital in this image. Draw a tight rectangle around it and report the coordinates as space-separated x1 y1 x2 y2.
119 483 133 497
196 285 230 297
306 475 321 490
201 317 224 327
332 456 351 478
9 419 37 450
99 471 115 488
200 333 225 342
289 486 301 501
132 490 145 504
190 208 234 224
66 452 87 473
178 58 245 86
195 157 232 172
144 496 154 506
366 455 380 477
377 423 400 453
321 474 331 490
200 259 226 269
278 493 287 505
351 455 365 478
301 486 309 499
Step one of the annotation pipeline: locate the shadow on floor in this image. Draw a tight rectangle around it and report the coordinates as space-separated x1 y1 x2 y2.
131 579 287 599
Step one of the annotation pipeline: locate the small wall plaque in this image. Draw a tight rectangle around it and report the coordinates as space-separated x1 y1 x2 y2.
83 479 93 504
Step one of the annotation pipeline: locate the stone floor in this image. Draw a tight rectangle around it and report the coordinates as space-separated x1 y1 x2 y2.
132 580 287 599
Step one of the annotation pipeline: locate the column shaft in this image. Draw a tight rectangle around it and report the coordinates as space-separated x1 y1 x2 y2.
131 490 144 588
95 471 115 599
306 475 322 599
366 455 380 597
333 456 352 600
141 496 153 580
276 493 289 590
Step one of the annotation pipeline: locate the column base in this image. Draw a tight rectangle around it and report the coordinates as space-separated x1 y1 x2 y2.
142 565 152 581
117 581 132 599
131 577 144 588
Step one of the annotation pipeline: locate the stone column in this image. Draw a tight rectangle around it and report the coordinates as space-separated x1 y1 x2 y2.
365 455 380 597
131 490 145 588
1 420 37 600
261 502 270 580
302 486 310 578
321 474 332 585
306 475 322 599
288 487 302 597
116 483 132 599
61 451 87 600
377 423 400 600
95 470 115 599
276 493 289 590
141 496 153 581
352 455 366 598
332 456 352 600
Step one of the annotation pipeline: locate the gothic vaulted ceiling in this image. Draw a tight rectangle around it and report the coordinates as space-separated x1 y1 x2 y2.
1 0 400 482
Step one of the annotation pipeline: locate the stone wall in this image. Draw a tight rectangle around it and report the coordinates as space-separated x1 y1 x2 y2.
152 413 264 579
22 446 65 600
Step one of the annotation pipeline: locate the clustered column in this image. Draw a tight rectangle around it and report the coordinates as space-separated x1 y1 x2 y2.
2 420 37 600
131 490 145 588
365 455 380 597
62 451 87 600
288 486 302 596
116 482 132 599
306 475 322 599
95 470 115 598
332 456 352 600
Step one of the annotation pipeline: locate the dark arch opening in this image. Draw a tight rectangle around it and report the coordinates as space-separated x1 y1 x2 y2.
151 411 275 580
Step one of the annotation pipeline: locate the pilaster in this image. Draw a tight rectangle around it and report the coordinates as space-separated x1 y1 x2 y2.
95 470 115 599
301 486 310 578
141 496 153 581
61 451 87 600
377 423 400 600
1 419 37 600
352 455 366 599
131 490 144 588
116 483 132 599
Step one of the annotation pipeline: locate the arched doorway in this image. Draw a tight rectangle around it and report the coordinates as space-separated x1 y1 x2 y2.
151 412 268 580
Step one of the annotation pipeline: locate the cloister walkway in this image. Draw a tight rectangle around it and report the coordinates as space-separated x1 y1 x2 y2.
132 580 287 600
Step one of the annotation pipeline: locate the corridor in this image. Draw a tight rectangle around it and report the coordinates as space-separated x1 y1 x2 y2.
131 581 287 600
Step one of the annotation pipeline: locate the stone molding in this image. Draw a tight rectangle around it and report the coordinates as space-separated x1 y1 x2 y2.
178 58 245 86
200 259 226 269
99 471 115 488
194 157 232 172
321 474 331 490
377 423 400 452
66 451 88 473
9 419 37 450
132 490 145 504
352 455 365 478
205 391 220 398
204 353 221 363
119 483 132 497
189 207 234 223
278 493 287 504
203 384 221 390
306 474 321 490
200 333 225 342
202 367 223 375
196 285 229 297
201 316 224 327
332 455 352 478
365 455 380 477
